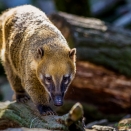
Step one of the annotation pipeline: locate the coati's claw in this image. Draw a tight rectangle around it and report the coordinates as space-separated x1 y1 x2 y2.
15 93 30 103
37 104 57 116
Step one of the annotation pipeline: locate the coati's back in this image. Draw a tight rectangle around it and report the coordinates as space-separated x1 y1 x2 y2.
0 5 76 115
0 5 62 70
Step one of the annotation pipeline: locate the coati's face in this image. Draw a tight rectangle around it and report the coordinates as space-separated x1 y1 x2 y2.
36 47 76 106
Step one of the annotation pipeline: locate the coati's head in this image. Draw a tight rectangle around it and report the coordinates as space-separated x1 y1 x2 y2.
34 43 76 106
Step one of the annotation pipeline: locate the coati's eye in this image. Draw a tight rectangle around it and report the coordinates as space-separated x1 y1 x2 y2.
63 76 69 84
46 77 52 81
45 75 52 84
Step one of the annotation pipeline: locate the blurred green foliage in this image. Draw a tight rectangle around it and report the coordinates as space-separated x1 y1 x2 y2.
54 0 90 17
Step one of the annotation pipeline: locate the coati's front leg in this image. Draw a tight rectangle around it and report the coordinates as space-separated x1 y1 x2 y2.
10 76 30 103
3 59 30 102
9 73 30 103
12 78 30 103
24 74 56 115
11 79 30 103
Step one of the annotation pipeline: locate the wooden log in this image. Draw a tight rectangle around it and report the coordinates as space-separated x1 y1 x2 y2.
65 61 131 113
49 12 131 77
0 101 84 131
0 99 118 131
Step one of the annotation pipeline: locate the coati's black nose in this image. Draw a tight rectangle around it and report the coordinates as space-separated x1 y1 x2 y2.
54 95 63 106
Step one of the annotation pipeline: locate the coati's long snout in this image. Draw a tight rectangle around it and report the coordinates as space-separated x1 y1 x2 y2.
51 94 64 106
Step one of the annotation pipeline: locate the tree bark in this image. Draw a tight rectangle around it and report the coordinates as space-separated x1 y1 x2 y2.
49 12 131 77
0 101 84 131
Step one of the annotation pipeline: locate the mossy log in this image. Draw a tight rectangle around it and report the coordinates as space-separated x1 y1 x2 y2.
0 101 84 131
49 12 131 77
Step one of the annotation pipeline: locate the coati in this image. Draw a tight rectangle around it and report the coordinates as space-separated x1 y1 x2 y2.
0 5 76 115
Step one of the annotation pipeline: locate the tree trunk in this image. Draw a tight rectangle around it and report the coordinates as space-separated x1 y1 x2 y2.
49 12 131 77
0 101 84 131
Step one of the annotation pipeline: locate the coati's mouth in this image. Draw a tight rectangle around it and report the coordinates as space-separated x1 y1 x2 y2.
53 95 63 106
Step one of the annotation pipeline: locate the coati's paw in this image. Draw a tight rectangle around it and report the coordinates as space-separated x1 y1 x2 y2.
15 93 30 103
37 104 57 116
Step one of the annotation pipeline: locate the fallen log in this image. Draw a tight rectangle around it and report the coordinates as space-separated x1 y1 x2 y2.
0 100 119 131
0 101 84 131
65 61 131 114
49 12 131 77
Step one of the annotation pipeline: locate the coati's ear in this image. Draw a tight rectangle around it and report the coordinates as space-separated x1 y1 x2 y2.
69 48 76 61
36 47 44 59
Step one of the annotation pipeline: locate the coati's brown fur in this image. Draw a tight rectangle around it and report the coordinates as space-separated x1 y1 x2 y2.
0 5 76 115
